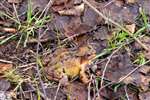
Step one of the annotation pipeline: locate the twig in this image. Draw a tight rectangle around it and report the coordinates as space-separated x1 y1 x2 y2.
94 42 128 98
118 60 150 83
124 85 130 100
38 0 55 20
17 62 36 68
0 36 5 39
95 53 150 99
54 82 61 100
100 81 114 91
88 74 93 100
103 0 115 8
93 76 100 100
100 46 122 88
12 3 20 24
27 38 50 43
0 27 17 33
0 59 13 63
35 29 48 99
83 0 149 51
95 51 150 99
100 57 111 87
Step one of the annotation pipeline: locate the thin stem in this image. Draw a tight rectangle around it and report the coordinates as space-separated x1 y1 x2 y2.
83 0 149 51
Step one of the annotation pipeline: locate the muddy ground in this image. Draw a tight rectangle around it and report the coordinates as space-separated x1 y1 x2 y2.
0 0 150 100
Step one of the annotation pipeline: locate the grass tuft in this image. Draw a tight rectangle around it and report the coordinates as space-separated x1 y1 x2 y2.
0 0 51 47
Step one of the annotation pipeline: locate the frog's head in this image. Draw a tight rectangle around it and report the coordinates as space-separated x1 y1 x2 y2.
77 45 96 61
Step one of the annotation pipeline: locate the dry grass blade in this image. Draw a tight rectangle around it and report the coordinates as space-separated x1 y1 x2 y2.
83 0 149 51
35 29 48 99
0 59 13 64
124 85 130 100
54 82 61 100
100 46 121 88
1 27 17 33
88 75 93 100
38 0 55 20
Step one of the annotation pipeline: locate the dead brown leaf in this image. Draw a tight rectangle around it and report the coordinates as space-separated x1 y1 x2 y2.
114 0 124 7
64 17 92 38
122 76 134 84
58 3 84 16
82 7 102 27
44 87 66 99
53 0 69 6
125 0 136 4
140 36 150 59
0 79 10 91
125 24 136 33
99 52 133 82
52 0 74 12
135 0 150 17
139 65 150 75
64 82 88 100
98 0 139 23
0 63 12 74
93 26 109 40
139 92 150 100
121 71 150 91
131 36 150 59
139 75 150 91
31 0 49 11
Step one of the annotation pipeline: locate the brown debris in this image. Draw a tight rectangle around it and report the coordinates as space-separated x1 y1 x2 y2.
125 0 136 4
0 79 10 91
125 24 136 33
53 0 69 6
141 36 150 59
0 63 12 76
139 75 150 91
137 0 150 16
64 17 92 38
52 0 74 12
139 92 150 100
121 68 150 91
139 65 150 75
31 0 49 11
8 0 22 3
58 3 84 16
98 52 133 82
0 27 17 33
64 82 88 100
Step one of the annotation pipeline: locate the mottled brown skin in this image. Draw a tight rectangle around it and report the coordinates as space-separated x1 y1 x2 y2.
43 45 96 84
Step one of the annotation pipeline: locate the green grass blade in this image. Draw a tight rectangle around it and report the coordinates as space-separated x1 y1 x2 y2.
27 0 32 24
0 34 16 45
140 8 148 27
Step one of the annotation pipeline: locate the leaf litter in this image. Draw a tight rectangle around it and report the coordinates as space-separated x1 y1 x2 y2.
0 0 150 99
